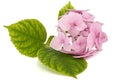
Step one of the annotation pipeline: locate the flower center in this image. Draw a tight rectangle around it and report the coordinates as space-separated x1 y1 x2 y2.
71 23 77 27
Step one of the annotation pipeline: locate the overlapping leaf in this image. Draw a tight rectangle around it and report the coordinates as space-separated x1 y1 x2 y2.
37 47 87 78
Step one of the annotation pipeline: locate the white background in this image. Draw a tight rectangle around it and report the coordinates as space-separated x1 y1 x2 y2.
0 0 120 80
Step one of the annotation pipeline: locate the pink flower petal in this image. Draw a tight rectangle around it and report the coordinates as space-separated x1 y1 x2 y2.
50 32 66 50
69 27 80 37
63 37 71 51
50 37 63 50
82 11 95 22
73 50 100 58
81 30 89 37
95 32 108 50
76 22 87 31
72 36 87 54
69 9 94 22
58 31 66 39
100 32 108 43
58 15 71 31
95 37 102 50
87 32 95 50
90 22 103 34
58 12 83 32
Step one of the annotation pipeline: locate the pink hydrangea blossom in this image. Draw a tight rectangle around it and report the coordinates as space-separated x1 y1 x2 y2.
50 10 108 58
58 12 87 37
50 32 71 51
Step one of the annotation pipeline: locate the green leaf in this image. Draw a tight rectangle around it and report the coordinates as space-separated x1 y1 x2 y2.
5 19 47 57
45 35 54 46
58 1 75 19
37 47 87 78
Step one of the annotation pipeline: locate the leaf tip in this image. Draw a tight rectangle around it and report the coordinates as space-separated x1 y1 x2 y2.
68 1 71 4
71 74 77 79
4 25 9 28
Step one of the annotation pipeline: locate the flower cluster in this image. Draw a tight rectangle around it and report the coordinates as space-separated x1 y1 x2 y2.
50 10 108 58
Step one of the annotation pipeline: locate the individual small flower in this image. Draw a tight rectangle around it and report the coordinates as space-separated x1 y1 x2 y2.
58 12 87 36
50 10 108 58
71 36 87 54
50 32 71 51
87 22 108 50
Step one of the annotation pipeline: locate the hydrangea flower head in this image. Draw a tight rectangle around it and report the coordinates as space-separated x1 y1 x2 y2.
50 10 108 58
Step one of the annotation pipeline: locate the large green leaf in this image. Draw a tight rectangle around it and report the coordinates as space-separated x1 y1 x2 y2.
5 19 47 57
37 47 87 78
58 1 75 19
